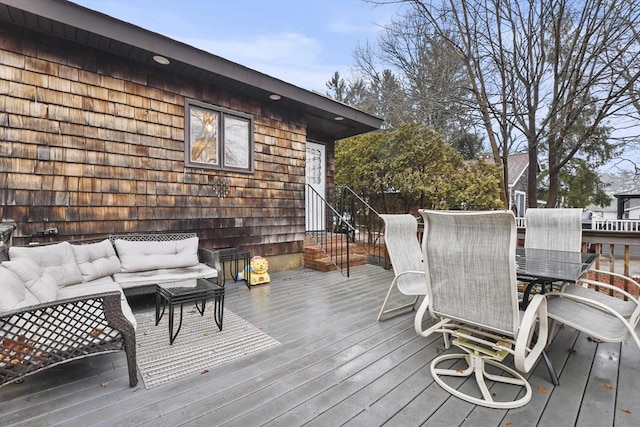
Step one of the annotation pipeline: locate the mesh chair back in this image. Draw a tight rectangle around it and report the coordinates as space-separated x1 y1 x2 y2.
380 214 423 290
420 210 519 336
524 208 582 252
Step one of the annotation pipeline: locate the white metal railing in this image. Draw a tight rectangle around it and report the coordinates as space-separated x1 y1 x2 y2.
517 217 640 232
592 218 640 232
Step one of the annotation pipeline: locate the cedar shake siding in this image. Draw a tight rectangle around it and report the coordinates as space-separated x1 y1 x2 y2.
0 22 308 258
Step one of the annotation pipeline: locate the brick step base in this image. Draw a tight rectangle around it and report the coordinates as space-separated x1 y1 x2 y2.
304 236 369 272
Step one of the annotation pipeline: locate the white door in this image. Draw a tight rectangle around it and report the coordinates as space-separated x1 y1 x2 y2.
514 191 526 218
305 142 326 231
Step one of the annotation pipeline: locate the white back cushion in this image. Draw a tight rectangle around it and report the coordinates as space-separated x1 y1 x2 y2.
114 237 199 273
9 242 83 287
0 265 27 312
71 239 122 282
2 258 58 303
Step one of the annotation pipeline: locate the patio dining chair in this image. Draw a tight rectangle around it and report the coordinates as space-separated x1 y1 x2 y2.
524 208 583 252
521 208 583 298
414 210 548 409
545 272 640 352
523 208 640 348
377 214 427 321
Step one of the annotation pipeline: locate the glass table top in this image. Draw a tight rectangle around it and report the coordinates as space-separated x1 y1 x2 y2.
516 248 598 282
156 277 221 298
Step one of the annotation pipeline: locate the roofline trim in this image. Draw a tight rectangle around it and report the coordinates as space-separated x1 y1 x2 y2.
2 0 383 130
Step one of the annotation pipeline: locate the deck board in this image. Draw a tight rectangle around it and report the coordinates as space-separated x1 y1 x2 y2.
1 263 637 426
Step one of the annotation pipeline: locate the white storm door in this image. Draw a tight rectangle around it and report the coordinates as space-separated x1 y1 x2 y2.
305 142 326 231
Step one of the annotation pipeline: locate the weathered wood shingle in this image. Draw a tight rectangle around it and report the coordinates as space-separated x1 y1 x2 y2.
1 21 309 258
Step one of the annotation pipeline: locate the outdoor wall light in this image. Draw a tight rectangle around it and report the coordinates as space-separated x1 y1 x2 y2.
269 94 282 101
153 55 170 65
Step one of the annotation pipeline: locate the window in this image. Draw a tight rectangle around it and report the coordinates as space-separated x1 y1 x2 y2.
185 99 254 172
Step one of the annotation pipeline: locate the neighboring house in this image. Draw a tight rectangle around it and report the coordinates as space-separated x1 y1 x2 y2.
613 189 640 220
588 203 617 221
503 153 542 217
588 188 640 220
0 0 383 271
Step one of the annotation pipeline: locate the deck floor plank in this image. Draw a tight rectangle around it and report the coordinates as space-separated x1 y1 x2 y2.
575 341 620 427
615 340 640 426
74 287 405 424
1 263 637 427
487 325 581 427
536 325 600 426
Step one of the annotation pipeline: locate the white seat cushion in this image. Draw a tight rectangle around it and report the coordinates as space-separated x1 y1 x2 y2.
71 239 122 282
9 242 82 287
57 282 137 330
114 263 217 290
114 237 199 273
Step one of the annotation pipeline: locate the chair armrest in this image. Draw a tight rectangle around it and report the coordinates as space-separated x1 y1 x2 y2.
393 271 427 295
575 277 640 303
582 269 640 292
1 291 121 320
396 270 425 278
1 291 138 388
198 247 222 278
545 290 640 351
546 290 640 320
514 294 548 373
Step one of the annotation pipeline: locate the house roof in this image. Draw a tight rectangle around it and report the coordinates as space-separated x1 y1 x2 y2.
614 188 640 198
485 153 534 188
0 0 383 141
506 153 530 187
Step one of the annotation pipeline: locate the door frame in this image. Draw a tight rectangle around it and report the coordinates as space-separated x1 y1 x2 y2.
305 141 326 231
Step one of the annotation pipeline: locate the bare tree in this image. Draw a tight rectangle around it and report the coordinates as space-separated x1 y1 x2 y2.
348 11 481 138
399 0 640 207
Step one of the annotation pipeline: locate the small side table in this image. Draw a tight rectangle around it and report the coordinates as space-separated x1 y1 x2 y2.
218 247 251 289
155 277 224 345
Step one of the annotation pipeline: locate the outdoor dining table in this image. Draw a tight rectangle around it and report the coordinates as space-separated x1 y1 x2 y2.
515 247 598 386
516 248 598 307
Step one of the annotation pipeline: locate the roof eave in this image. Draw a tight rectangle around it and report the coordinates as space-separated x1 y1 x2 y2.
0 0 382 140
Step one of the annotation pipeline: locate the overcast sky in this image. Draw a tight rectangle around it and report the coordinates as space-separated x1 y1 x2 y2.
71 0 638 174
72 0 403 93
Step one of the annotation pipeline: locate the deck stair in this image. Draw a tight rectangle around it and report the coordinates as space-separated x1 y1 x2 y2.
304 236 368 272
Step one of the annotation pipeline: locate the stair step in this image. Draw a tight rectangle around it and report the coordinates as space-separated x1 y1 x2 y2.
311 253 368 267
305 255 368 272
303 237 369 272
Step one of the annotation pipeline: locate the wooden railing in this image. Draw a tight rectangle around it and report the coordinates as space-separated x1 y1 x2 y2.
581 229 640 281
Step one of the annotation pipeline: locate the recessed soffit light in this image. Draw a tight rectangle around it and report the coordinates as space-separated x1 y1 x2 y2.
153 55 170 65
334 116 344 121
269 94 282 101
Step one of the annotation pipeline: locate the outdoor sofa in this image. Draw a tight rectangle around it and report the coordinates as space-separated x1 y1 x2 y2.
0 233 221 388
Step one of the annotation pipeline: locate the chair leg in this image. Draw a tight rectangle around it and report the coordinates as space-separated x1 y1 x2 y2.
546 318 560 347
431 353 532 409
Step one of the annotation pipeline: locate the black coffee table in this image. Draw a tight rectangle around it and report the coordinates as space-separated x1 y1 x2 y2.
155 277 224 345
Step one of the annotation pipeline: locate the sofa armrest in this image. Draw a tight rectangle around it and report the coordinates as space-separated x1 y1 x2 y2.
1 291 138 388
198 247 222 281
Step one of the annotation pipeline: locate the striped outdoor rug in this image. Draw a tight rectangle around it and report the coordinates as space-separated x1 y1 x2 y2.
135 305 280 389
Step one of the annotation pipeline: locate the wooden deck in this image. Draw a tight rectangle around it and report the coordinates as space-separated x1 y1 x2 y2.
1 264 638 426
